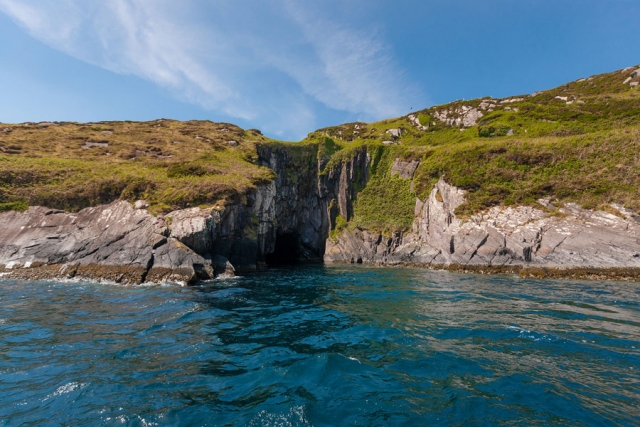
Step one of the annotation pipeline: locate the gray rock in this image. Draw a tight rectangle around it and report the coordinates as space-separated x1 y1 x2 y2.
228 140 239 146
386 128 402 139
0 201 213 284
212 254 236 278
81 141 109 149
391 158 420 179
134 200 149 209
325 178 640 272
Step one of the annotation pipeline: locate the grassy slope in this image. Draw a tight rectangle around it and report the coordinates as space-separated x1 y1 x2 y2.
304 65 640 232
0 120 275 214
1 66 639 232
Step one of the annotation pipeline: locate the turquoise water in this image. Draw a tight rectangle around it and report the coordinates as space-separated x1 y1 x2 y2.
1 265 639 426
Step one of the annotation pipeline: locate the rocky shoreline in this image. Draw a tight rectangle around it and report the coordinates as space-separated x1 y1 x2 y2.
325 178 640 280
2 146 639 284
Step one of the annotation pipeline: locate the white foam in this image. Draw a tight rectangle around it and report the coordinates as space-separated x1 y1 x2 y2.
44 382 86 400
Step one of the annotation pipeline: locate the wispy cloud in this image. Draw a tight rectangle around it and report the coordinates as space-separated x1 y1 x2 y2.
0 0 419 138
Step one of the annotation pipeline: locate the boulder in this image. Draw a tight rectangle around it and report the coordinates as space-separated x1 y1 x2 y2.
386 128 402 139
212 254 236 278
391 158 420 179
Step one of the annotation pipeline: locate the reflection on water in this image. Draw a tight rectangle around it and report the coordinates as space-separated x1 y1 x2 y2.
0 266 638 426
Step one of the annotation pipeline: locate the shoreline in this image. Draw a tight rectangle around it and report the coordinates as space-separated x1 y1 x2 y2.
3 261 640 284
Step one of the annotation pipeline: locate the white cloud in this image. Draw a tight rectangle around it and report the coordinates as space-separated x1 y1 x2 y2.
0 0 418 138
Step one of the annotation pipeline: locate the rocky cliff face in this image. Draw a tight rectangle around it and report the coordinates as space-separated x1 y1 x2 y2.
255 144 370 264
325 177 640 279
0 201 212 284
2 145 639 284
0 143 372 284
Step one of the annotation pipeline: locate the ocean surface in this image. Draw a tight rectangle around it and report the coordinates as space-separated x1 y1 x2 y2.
1 265 639 427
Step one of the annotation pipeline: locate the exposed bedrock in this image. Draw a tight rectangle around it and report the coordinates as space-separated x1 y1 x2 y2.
256 144 370 264
2 145 639 284
325 178 640 277
0 201 212 284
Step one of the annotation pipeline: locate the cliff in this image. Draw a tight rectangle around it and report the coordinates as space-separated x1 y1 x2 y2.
1 65 640 283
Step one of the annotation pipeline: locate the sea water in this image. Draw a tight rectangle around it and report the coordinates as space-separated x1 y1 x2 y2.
0 265 638 426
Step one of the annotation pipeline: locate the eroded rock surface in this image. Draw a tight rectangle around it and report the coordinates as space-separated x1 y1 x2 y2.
325 179 640 277
0 201 211 284
2 145 638 284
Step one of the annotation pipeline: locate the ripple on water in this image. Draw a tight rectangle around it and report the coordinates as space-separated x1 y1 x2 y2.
0 267 639 426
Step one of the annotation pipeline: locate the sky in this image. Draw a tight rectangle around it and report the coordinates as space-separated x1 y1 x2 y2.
0 0 638 141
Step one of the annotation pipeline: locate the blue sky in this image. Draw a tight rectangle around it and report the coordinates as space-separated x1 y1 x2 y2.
0 0 638 141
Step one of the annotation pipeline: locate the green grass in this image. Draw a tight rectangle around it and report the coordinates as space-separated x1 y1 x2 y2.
305 65 640 231
351 146 417 233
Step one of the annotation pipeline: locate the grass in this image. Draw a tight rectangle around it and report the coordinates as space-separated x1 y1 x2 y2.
350 146 417 232
305 64 640 231
0 120 275 214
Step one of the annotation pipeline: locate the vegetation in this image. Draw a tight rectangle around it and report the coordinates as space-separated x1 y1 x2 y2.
305 65 640 229
0 120 275 214
351 146 417 232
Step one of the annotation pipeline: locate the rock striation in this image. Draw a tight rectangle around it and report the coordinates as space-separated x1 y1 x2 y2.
325 178 640 280
0 201 211 284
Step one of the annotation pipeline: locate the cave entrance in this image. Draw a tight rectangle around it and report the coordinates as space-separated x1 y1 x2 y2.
266 232 303 265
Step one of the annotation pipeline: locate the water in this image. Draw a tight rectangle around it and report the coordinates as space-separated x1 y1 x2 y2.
1 266 639 427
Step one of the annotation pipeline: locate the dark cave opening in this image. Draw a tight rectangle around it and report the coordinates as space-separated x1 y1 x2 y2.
265 233 304 265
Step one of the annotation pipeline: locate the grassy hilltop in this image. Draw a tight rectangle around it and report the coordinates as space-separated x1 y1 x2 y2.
1 65 639 233
0 120 276 214
304 65 640 232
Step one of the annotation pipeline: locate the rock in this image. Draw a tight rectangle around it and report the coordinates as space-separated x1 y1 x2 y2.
326 178 640 275
623 77 633 85
391 158 420 179
433 106 483 128
212 254 235 278
147 238 213 283
382 140 395 145
386 128 402 139
166 207 216 255
506 128 515 136
81 141 109 149
0 201 213 285
134 200 149 209
407 114 428 131
631 82 639 87
228 140 239 146
555 96 568 102
631 68 640 78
